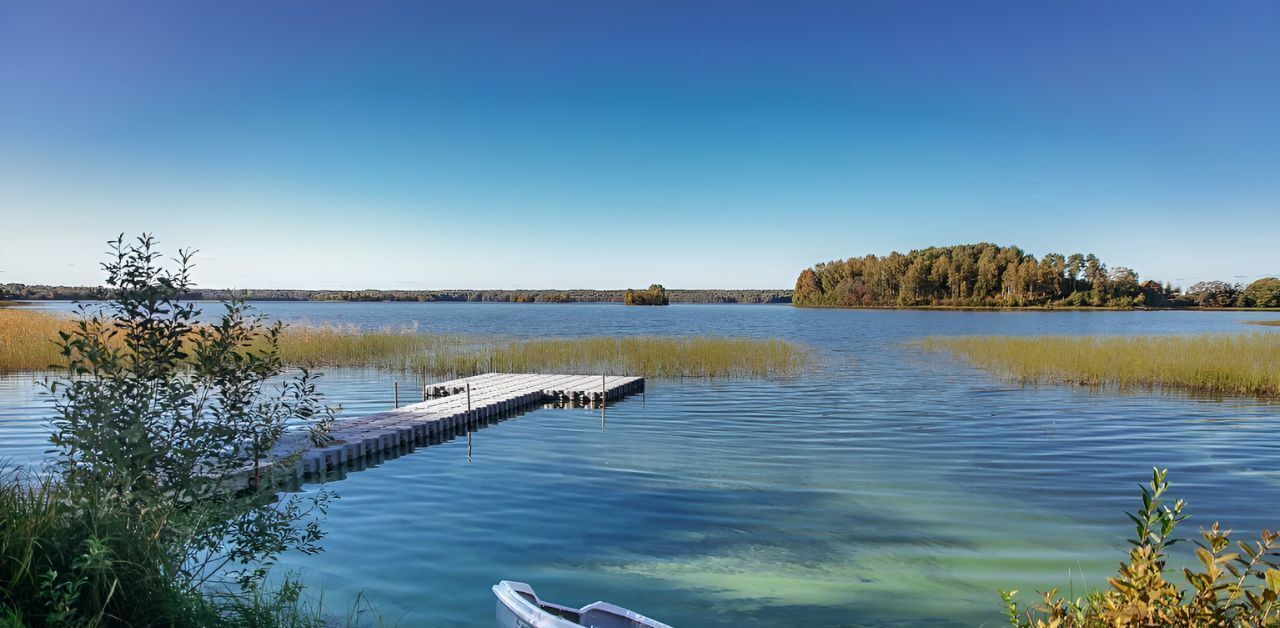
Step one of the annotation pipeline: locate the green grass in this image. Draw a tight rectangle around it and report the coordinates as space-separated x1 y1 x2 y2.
0 469 323 627
276 324 811 378
917 333 1280 398
0 468 388 628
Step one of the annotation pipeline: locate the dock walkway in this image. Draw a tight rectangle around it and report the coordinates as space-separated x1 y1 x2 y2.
265 373 643 480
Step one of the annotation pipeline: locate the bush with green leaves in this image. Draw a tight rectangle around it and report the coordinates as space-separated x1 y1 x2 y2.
1002 468 1280 627
1 235 340 626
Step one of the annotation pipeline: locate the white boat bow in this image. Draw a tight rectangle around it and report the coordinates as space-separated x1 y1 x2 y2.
493 580 674 628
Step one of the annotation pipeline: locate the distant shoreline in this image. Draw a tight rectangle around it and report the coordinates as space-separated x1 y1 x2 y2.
6 299 796 306
8 299 1279 313
791 304 1280 312
0 286 793 305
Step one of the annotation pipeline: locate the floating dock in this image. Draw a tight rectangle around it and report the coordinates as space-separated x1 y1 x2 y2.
263 373 644 481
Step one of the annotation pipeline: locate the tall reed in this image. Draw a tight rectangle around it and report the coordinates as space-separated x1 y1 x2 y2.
918 333 1280 398
488 335 808 378
1 310 810 378
0 308 75 373
274 324 810 379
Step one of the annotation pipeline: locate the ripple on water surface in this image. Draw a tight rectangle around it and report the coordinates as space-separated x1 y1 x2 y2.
2 304 1279 626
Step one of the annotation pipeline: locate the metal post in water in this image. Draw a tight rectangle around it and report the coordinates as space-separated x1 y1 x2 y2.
394 382 399 408
466 380 475 462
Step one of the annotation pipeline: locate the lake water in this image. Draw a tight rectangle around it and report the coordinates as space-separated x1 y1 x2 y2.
3 303 1280 626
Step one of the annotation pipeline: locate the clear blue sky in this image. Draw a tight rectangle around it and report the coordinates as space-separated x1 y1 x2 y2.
1 1 1276 290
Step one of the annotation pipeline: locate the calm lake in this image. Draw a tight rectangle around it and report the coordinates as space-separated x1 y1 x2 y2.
3 303 1279 627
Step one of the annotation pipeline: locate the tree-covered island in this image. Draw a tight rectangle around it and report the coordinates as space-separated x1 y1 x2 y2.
794 243 1280 309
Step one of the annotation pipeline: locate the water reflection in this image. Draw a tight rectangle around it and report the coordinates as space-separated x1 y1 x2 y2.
2 304 1279 627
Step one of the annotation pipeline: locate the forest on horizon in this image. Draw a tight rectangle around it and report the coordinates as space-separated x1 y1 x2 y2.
0 284 792 305
7 242 1279 310
794 243 1280 309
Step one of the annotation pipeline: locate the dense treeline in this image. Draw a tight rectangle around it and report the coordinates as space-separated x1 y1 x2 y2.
0 284 112 301
0 284 791 304
1184 277 1280 308
624 284 670 306
794 243 1279 308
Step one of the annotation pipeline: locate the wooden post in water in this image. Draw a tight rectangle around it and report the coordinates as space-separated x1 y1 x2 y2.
466 381 472 421
601 373 607 431
423 369 428 402
394 382 399 408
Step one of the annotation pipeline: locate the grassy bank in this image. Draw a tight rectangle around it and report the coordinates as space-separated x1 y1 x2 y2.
1 309 810 378
918 333 1280 398
1246 319 1280 327
0 467 369 628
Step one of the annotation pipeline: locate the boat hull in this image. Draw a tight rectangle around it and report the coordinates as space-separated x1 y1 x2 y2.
493 581 674 628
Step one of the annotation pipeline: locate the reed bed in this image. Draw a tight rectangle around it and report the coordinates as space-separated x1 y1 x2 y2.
1 310 810 378
272 323 503 376
0 308 76 372
918 333 1280 398
276 324 811 378
1245 319 1280 327
488 335 809 378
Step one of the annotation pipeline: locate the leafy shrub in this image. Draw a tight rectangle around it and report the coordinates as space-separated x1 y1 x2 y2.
0 234 339 626
1002 469 1280 627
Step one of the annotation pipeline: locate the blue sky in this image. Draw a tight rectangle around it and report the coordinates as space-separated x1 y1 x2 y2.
1 1 1276 289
